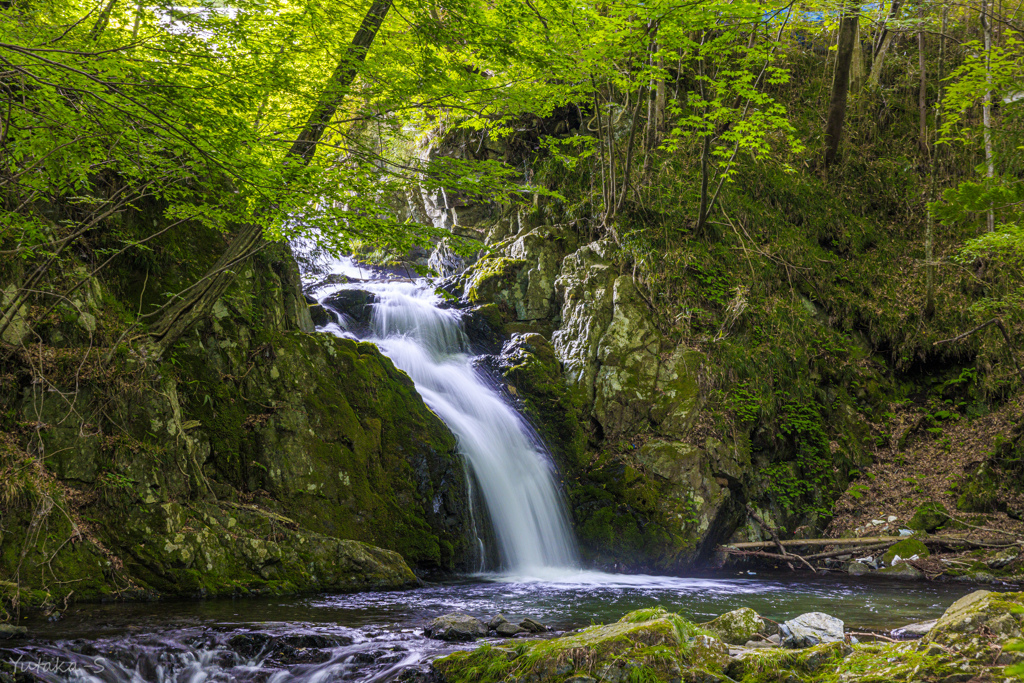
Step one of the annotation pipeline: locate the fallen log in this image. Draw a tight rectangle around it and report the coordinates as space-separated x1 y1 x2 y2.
723 534 1021 551
802 541 896 562
724 536 904 550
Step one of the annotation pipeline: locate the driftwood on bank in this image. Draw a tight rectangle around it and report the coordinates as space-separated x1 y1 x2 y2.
717 534 1022 572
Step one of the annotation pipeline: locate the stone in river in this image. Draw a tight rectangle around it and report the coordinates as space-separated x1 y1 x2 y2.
779 612 845 648
847 561 871 576
519 617 548 633
425 613 488 642
495 621 527 637
891 619 937 638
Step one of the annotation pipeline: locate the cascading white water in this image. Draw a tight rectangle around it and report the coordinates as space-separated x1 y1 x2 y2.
320 277 578 575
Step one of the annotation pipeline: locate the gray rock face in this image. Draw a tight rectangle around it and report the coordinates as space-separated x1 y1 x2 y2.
425 613 488 642
779 612 845 648
552 241 704 440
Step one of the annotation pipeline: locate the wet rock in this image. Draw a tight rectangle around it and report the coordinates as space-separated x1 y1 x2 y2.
227 632 275 659
879 563 925 580
461 304 506 353
847 561 871 576
322 289 378 330
0 625 27 639
892 619 937 638
304 294 333 327
280 634 353 649
488 614 509 630
779 612 845 648
519 617 548 633
702 607 765 645
226 632 338 665
393 666 437 683
496 621 527 637
425 614 487 642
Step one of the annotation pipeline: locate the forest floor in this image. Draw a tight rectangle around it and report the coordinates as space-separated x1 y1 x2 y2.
826 396 1024 540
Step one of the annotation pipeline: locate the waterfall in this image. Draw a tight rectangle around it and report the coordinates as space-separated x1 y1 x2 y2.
318 273 578 575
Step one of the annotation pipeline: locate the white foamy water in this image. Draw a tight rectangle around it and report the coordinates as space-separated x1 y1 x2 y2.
318 276 578 574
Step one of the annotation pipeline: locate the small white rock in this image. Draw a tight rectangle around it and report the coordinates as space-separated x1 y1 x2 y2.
887 515 898 522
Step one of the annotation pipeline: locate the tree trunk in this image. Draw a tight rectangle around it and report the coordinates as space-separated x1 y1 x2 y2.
982 0 995 232
148 0 393 352
918 9 928 159
867 0 902 88
824 4 860 167
850 22 864 94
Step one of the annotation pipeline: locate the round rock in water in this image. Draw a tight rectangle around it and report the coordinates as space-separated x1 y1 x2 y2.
779 612 845 648
425 613 488 642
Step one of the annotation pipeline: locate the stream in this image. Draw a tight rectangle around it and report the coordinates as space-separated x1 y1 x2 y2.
0 573 989 682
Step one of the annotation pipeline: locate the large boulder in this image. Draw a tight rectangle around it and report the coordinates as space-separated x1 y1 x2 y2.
425 614 488 642
433 607 720 683
703 607 766 645
779 612 845 648
926 590 1024 658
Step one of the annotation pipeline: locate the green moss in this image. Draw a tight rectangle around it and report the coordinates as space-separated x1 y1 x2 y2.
908 502 950 533
434 609 724 683
463 256 527 304
881 538 929 565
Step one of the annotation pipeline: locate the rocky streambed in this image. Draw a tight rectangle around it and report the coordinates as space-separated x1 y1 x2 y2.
429 590 1024 683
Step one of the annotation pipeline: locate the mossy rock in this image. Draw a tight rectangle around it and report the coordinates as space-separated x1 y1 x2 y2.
907 502 949 533
728 641 852 680
926 590 1024 658
433 607 716 683
702 607 765 645
881 538 929 565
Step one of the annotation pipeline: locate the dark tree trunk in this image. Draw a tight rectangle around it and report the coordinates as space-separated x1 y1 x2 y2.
824 5 860 167
918 9 929 159
148 0 393 353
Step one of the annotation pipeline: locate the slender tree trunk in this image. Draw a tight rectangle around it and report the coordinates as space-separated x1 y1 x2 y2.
926 8 946 320
824 4 861 167
867 0 902 88
695 134 712 234
918 9 929 159
642 25 660 178
850 22 864 94
981 0 995 231
148 0 393 352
